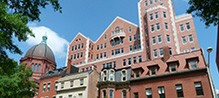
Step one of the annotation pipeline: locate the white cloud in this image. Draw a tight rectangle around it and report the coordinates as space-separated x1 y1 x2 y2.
26 23 69 58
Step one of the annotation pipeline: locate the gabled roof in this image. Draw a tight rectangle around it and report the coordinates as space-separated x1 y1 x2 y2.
94 16 138 43
69 32 88 44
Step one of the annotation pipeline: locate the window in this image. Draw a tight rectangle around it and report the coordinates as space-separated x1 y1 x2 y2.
170 64 177 72
113 61 116 68
134 92 139 98
150 67 157 75
191 47 195 51
81 43 84 48
163 12 166 18
71 46 74 51
158 87 165 98
110 70 114 81
130 45 133 51
184 49 189 53
103 71 107 81
75 45 77 50
80 79 84 85
97 45 99 50
134 44 137 50
139 56 142 62
176 84 184 97
156 23 160 30
104 43 107 48
150 14 153 20
96 54 99 59
38 64 41 72
133 57 137 64
153 49 158 57
112 50 114 55
145 1 148 6
123 59 126 66
74 54 76 59
101 44 103 49
47 82 50 92
188 35 193 42
61 82 64 89
151 25 155 32
80 52 83 58
145 29 148 36
59 96 63 98
169 48 172 55
70 81 73 87
121 48 124 53
190 61 197 69
180 24 184 32
186 23 191 30
129 36 132 41
104 52 106 57
34 64 37 72
182 36 187 44
122 90 127 98
166 35 170 42
68 95 72 98
77 53 79 59
155 12 159 19
78 44 80 49
128 58 131 65
135 71 140 78
149 0 153 5
129 27 132 32
158 35 162 43
55 81 58 91
134 35 136 41
43 83 46 93
165 23 168 30
108 90 113 98
159 48 163 56
137 34 140 40
82 68 84 72
70 55 73 60
102 90 107 98
139 43 141 49
146 88 152 98
104 34 107 39
194 82 204 96
152 37 156 44
31 63 34 71
146 40 149 48
79 93 83 98
100 53 102 58
122 70 127 81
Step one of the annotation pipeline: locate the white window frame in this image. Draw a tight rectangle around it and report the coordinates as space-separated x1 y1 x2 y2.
182 36 187 44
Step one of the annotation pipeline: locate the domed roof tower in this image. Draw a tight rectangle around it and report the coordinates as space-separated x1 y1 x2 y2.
20 34 57 84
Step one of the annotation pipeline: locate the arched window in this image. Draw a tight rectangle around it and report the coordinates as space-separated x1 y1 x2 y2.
109 69 115 81
31 63 34 71
115 26 120 33
121 69 127 81
38 64 41 73
102 69 108 81
34 64 37 72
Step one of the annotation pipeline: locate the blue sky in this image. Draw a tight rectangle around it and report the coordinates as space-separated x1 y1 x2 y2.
8 0 218 90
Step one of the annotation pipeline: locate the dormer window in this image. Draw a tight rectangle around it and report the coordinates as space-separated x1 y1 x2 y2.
109 70 115 81
121 70 127 81
103 71 107 81
170 64 177 72
135 71 140 78
190 61 197 69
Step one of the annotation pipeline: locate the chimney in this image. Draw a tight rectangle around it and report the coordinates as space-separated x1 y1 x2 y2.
66 59 71 74
162 46 170 62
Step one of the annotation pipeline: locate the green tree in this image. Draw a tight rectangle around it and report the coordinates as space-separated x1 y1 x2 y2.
0 0 62 97
187 0 219 27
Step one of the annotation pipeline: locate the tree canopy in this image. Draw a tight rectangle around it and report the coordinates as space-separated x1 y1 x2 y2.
0 0 62 97
187 0 219 27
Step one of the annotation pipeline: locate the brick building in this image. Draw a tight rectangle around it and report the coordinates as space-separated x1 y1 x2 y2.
21 0 216 98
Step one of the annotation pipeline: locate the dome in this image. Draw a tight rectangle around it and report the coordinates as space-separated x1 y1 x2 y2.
25 34 55 62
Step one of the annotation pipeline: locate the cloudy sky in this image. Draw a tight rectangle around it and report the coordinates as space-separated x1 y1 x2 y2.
8 0 219 90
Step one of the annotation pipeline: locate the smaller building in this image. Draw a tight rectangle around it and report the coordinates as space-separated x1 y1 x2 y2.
37 67 65 98
56 66 99 98
97 66 131 98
